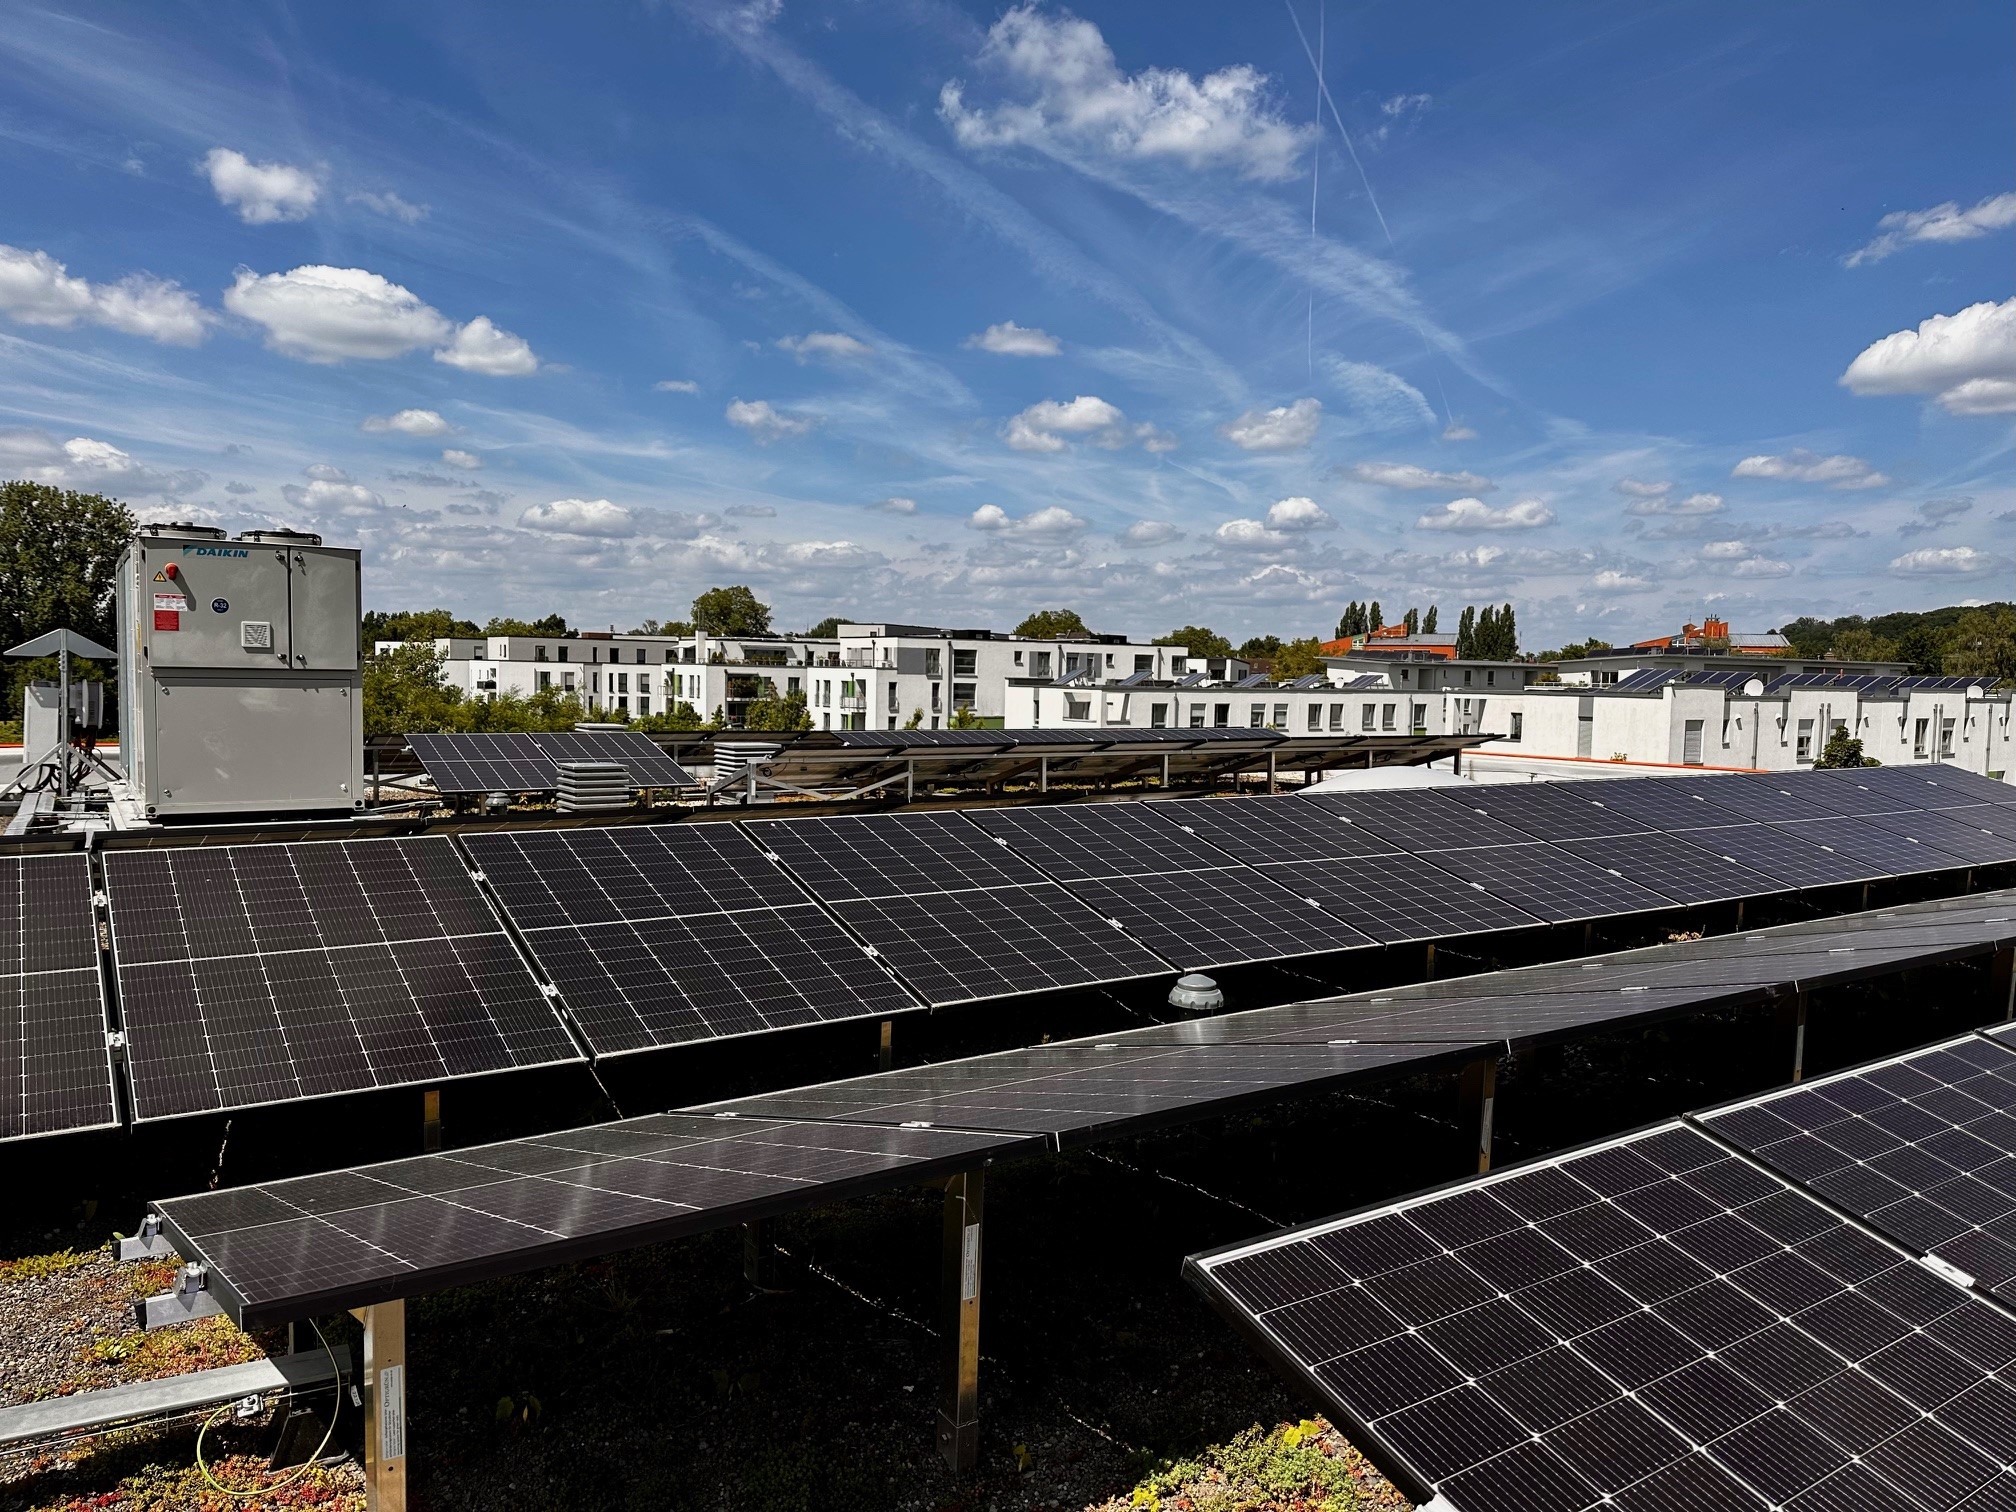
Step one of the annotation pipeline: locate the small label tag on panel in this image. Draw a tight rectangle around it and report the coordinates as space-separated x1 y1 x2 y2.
378 1362 405 1460
153 592 182 610
153 610 180 631
961 1222 981 1301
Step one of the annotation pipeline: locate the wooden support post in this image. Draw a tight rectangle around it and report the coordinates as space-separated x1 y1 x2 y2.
352 1301 406 1512
1424 941 1437 980
1861 882 1871 911
936 1170 984 1472
422 1089 441 1154
1995 947 2016 1023
1458 1058 1498 1175
1733 899 1745 933
878 1019 894 1073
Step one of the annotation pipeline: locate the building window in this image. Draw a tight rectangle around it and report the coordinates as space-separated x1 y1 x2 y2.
1013 650 1024 666
1065 695 1092 719
1412 703 1427 734
925 650 943 677
1032 652 1052 678
635 648 646 664
953 649 978 677
558 646 570 662
1249 703 1267 727
1486 670 1496 687
1189 706 1205 728
1941 719 1956 759
1307 705 1322 730
616 672 629 693
1796 719 1815 762
1272 703 1289 728
638 696 651 717
1213 703 1230 727
1361 704 1376 732
1329 704 1344 731
536 670 551 690
1463 670 1473 686
1381 703 1396 731
1508 711 1524 743
535 645 549 662
1151 702 1168 728
665 649 676 662
1914 718 1929 758
953 682 976 708
1172 657 1188 676
1134 655 1153 673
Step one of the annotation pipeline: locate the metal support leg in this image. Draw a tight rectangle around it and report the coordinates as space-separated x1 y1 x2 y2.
352 1301 406 1512
422 1089 441 1154
1458 1058 1497 1175
906 759 915 803
1792 992 1808 1082
936 1170 984 1472
1995 947 2015 1022
1267 752 1278 794
878 1019 894 1073
1733 899 1745 932
1038 755 1048 793
1582 922 1594 953
1424 942 1437 980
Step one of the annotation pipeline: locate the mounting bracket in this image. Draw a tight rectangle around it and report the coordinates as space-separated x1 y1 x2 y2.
116 1211 174 1262
135 1262 226 1330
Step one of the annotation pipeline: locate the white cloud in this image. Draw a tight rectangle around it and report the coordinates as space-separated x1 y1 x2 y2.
348 190 429 224
1614 477 1670 498
1326 361 1437 431
435 315 538 376
1002 394 1148 452
1265 495 1333 532
726 503 776 518
361 408 450 437
1213 517 1287 550
1123 519 1181 546
1628 491 1725 518
872 496 918 514
1414 496 1555 532
224 265 453 362
1589 570 1649 591
725 398 815 442
282 479 384 513
1220 396 1321 451
1135 422 1179 453
0 245 208 345
1730 555 1792 578
1840 299 2016 416
1699 539 1751 560
303 462 352 482
778 539 870 568
965 320 1061 356
1347 461 1492 491
519 498 635 537
776 330 873 363
938 5 1312 181
1845 192 2016 266
968 502 1087 536
201 148 321 224
442 449 481 469
654 379 701 393
1440 421 1477 442
0 429 206 496
1731 449 1890 489
1891 545 1994 576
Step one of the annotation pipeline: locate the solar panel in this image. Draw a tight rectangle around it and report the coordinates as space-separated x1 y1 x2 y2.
1701 1035 2016 1303
1679 669 1758 690
1550 832 1788 907
1308 790 1539 852
407 731 554 794
460 827 919 1056
1 854 116 1142
104 838 581 1121
153 1114 1034 1326
1915 768 2016 808
1188 1120 2016 1512
1771 769 1928 817
1456 784 1653 842
1860 810 2016 867
749 811 1049 901
1612 668 1681 693
1421 844 1683 923
528 731 692 787
1580 778 1748 831
1664 826 1885 889
1669 775 1848 824
1767 817 1976 876
963 802 1237 881
1259 855 1547 944
1163 795 1408 863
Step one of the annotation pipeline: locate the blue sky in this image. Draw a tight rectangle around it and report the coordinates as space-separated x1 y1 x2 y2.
0 0 2009 645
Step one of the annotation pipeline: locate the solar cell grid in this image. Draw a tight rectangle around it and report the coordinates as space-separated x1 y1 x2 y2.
1667 775 1851 824
1454 783 1652 842
1258 854 1546 943
1189 1121 2016 1512
103 838 579 1120
528 730 692 787
1673 824 1886 889
1768 816 1976 875
406 731 555 794
1860 809 2016 866
1 854 116 1143
1162 795 1407 863
962 802 1236 881
1578 778 1749 831
1420 843 1683 923
749 811 1048 901
1057 871 1373 968
1551 831 1789 906
1306 790 1538 852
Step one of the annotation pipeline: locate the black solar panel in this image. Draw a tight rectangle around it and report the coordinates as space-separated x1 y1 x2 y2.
1550 832 1788 907
529 730 692 787
154 1114 1033 1325
1457 784 1653 842
1260 855 1546 944
1861 810 2016 867
1308 790 1539 853
1580 778 1748 831
104 838 580 1120
963 802 1237 881
0 854 115 1142
1189 1121 2016 1512
461 827 919 1056
1611 667 1680 693
1913 768 2016 808
407 731 554 794
1768 817 1976 876
750 811 1049 901
1701 1036 2016 1303
1773 769 1929 817
1165 795 1408 862
1671 776 1850 824
1678 825 1888 889
1421 844 1683 923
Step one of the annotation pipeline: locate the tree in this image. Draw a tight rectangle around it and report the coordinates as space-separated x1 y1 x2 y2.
1422 604 1439 634
1013 607 1089 638
1368 600 1384 632
363 640 466 737
742 687 812 731
1455 605 1477 658
805 615 844 638
0 481 134 653
636 701 707 732
1238 634 1283 660
1537 638 1613 661
1271 637 1326 680
947 703 986 730
1156 625 1233 659
692 585 772 636
1814 727 1872 769
1334 601 1367 640
904 707 924 729
1828 626 1901 663
1403 607 1420 635
484 614 570 636
631 618 691 637
1945 606 2016 685
361 607 480 646
465 685 590 733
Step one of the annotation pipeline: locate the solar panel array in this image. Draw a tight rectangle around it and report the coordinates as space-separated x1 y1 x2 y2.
104 838 581 1121
151 885 2016 1329
1190 1120 2016 1512
406 730 693 794
1 855 115 1142
460 826 919 1056
1609 667 1680 693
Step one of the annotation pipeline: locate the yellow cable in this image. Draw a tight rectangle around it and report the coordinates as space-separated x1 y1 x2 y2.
193 1317 342 1498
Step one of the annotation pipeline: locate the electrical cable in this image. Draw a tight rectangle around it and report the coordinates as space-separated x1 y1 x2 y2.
193 1316 343 1498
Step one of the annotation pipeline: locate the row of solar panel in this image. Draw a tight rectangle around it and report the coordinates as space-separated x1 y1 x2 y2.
5 764 2013 1140
1189 1016 2016 1512
143 884 2016 1330
405 730 693 794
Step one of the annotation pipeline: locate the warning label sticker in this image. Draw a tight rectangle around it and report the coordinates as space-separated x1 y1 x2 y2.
153 592 183 611
153 610 180 631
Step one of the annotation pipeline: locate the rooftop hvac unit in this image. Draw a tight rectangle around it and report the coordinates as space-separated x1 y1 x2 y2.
555 760 631 814
115 523 364 818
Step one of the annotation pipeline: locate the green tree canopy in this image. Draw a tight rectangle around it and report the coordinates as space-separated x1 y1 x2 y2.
1422 604 1439 634
0 481 134 650
804 615 845 638
1271 637 1326 680
1368 600 1384 631
947 703 986 730
362 608 481 645
1536 637 1613 661
1813 727 1872 769
631 618 692 637
362 640 466 737
1155 625 1233 659
1945 606 2016 685
692 585 772 636
1013 607 1090 638
1238 634 1283 660
484 614 570 637
1334 601 1369 639
742 687 812 731
1828 626 1901 663
635 700 709 732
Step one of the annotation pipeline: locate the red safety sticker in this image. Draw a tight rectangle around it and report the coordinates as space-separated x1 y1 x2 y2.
154 610 180 631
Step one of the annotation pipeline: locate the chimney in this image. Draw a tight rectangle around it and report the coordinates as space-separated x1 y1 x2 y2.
1703 617 1729 640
